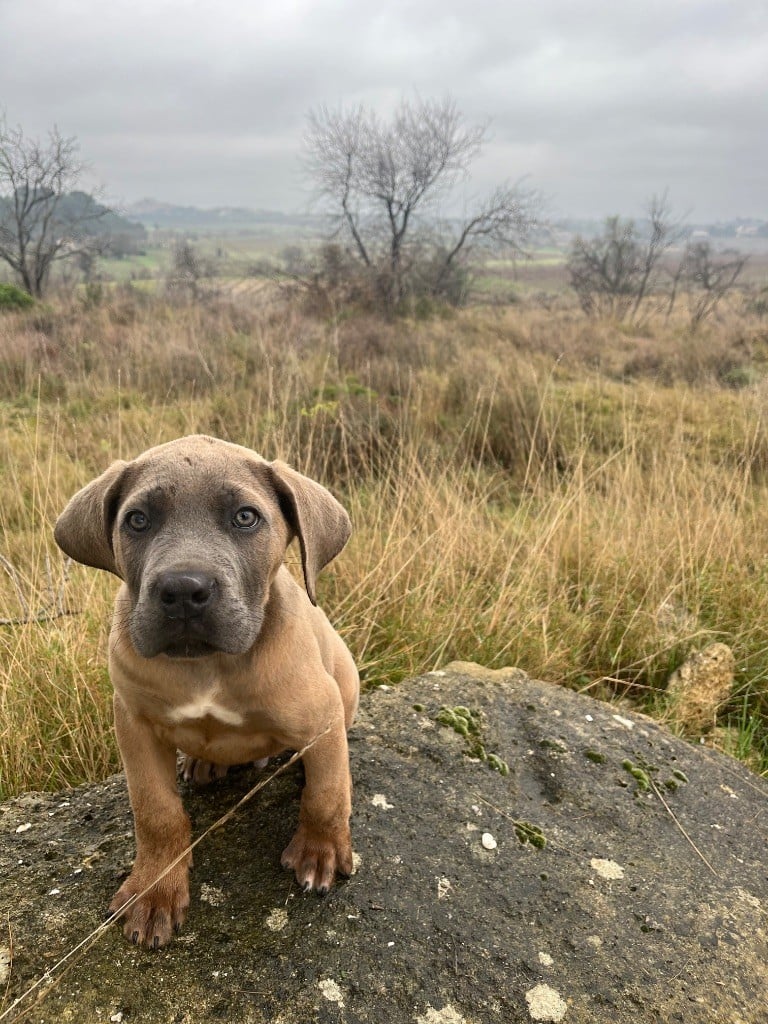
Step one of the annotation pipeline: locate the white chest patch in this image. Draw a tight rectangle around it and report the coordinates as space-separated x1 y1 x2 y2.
168 697 244 728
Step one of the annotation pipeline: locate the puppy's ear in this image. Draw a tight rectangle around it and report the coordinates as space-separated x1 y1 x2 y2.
54 461 130 577
268 461 351 605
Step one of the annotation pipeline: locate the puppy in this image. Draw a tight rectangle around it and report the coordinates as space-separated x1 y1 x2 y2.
55 435 359 948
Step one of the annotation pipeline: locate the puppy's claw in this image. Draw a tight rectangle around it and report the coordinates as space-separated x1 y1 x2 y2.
109 864 189 949
282 822 353 895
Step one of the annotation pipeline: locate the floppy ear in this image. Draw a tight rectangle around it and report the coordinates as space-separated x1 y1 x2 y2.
268 460 351 605
54 460 130 577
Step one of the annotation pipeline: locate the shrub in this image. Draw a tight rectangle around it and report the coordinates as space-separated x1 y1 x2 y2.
0 282 34 310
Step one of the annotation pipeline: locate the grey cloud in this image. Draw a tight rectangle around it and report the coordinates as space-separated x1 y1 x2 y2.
1 0 766 217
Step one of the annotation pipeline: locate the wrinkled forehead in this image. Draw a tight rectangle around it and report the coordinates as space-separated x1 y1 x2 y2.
121 440 274 510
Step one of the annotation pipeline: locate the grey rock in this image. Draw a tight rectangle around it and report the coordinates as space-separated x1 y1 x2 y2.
1 662 767 1023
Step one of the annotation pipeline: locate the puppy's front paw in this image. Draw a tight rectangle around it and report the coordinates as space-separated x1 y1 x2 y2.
108 865 190 949
281 823 353 895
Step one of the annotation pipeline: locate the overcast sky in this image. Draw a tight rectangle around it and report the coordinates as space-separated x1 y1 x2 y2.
1 0 766 220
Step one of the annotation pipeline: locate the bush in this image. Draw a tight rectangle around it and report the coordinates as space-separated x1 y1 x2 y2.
0 282 34 310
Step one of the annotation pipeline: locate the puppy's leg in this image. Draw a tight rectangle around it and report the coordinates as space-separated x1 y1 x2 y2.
109 695 192 948
332 639 360 729
281 703 353 894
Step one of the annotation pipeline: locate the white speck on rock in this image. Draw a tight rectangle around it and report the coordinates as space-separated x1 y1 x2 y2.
372 794 394 810
0 948 11 985
48 888 60 896
525 983 568 1021
15 823 31 834
416 1005 469 1024
266 908 288 932
612 714 635 730
200 883 226 906
585 714 593 722
351 851 362 874
319 978 345 1007
481 832 497 851
437 876 453 899
110 1013 124 1023
734 888 761 910
538 951 554 967
590 858 625 880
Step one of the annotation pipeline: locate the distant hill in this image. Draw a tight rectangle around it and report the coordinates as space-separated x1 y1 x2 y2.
0 190 147 257
0 190 145 238
124 198 322 231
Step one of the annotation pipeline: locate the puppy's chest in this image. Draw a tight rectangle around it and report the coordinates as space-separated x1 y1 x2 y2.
156 686 273 761
157 680 261 746
166 693 245 729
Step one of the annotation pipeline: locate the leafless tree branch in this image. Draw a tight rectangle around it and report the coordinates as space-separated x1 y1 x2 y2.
304 97 539 310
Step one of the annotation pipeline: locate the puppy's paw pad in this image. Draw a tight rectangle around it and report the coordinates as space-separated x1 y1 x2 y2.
180 757 229 785
281 823 353 893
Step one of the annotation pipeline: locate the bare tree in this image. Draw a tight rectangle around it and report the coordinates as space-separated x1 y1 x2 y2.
568 196 686 323
432 184 541 296
0 117 108 296
629 192 685 324
567 216 642 319
682 241 748 332
304 97 540 310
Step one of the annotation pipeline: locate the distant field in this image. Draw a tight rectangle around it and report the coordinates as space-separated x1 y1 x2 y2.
74 222 768 312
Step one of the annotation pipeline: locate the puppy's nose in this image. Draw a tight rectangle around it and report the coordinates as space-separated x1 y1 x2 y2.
157 571 216 619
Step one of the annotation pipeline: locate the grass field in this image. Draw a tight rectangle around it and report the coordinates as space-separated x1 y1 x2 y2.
2 286 768 797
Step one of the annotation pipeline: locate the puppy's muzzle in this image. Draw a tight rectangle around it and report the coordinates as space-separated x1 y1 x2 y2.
143 569 223 658
157 570 217 620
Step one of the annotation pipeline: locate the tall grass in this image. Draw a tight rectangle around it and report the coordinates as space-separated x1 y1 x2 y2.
2 290 768 796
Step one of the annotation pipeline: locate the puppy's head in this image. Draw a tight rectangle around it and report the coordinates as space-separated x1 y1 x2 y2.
54 435 351 659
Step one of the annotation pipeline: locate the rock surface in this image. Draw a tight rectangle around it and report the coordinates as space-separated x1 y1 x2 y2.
1 662 767 1023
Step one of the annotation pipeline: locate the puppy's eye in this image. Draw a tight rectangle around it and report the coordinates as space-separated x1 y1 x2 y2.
125 510 150 533
232 507 260 530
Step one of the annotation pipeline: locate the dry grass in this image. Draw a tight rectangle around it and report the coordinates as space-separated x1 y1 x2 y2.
2 289 768 796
